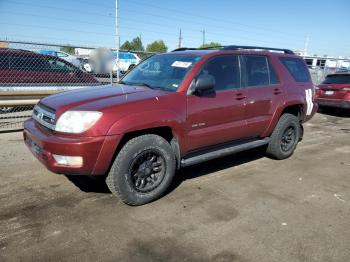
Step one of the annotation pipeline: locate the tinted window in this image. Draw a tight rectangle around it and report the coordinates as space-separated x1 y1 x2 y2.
322 74 350 84
198 55 240 91
10 55 51 71
57 52 68 58
242 55 269 87
128 54 136 60
268 59 280 84
280 57 309 82
0 55 9 69
47 59 75 73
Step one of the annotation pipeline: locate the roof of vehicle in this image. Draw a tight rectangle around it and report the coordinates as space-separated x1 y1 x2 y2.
169 45 296 57
0 48 83 70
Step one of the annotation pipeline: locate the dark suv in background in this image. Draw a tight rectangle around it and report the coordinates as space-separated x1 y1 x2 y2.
24 45 317 205
316 73 350 109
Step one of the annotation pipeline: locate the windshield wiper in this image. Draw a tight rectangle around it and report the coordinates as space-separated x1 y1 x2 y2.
121 81 157 89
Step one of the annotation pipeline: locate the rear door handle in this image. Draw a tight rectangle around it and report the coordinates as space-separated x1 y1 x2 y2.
273 88 282 95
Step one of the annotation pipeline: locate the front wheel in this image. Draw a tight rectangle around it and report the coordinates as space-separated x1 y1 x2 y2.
106 134 176 206
266 113 301 160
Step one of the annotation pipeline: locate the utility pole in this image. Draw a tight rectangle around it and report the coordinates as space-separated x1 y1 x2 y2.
200 30 205 46
178 29 183 48
115 0 120 83
304 35 309 57
139 33 142 49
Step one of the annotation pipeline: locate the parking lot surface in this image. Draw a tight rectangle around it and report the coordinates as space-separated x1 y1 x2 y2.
0 111 349 262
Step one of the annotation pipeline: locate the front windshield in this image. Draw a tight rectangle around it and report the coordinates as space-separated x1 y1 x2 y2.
121 54 201 91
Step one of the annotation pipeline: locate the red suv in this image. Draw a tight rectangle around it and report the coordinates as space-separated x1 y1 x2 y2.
315 73 350 109
24 45 317 205
0 49 98 84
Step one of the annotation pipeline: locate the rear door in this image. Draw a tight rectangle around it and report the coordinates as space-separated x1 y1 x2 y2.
239 55 283 137
186 55 247 152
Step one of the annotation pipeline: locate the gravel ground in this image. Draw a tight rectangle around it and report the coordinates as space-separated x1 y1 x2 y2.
0 109 349 262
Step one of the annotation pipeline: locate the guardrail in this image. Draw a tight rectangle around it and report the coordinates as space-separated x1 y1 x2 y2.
0 85 105 132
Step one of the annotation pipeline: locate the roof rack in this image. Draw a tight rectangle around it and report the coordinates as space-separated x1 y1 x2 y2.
172 45 294 54
171 47 199 52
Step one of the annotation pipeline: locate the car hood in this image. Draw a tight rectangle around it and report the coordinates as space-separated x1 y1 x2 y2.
40 84 170 113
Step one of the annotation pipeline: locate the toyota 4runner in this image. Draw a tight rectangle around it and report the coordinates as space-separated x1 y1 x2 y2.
24 45 317 205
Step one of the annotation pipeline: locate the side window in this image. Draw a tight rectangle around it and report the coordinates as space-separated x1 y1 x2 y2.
10 55 50 71
57 52 68 58
0 55 9 69
198 55 240 91
268 59 280 85
242 55 269 87
280 57 309 82
48 59 75 73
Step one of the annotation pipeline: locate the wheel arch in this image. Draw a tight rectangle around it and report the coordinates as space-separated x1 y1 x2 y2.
262 101 305 137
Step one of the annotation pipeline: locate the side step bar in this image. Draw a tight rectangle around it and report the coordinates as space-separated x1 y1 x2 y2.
180 138 270 167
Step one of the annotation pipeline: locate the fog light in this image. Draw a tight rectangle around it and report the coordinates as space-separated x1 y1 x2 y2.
52 155 83 167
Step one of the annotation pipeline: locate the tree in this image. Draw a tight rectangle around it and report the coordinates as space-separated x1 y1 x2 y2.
120 37 144 51
131 37 144 51
199 42 222 49
146 40 168 53
120 40 133 51
60 45 75 54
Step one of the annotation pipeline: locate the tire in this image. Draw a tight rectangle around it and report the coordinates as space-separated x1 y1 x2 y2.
128 64 135 71
106 134 176 206
266 113 301 160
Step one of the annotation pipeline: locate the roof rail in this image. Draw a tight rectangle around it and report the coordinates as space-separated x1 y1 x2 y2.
172 45 294 54
171 47 198 52
220 45 294 54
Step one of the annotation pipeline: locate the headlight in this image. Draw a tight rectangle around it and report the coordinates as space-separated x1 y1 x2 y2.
55 111 102 133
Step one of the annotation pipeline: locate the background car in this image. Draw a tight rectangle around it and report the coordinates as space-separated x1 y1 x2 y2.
36 49 83 68
0 49 99 84
112 51 141 73
316 73 350 109
85 50 141 75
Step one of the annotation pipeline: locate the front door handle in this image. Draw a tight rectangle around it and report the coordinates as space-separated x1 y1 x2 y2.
235 93 246 100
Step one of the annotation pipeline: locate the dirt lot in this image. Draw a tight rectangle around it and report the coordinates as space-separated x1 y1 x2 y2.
0 110 349 262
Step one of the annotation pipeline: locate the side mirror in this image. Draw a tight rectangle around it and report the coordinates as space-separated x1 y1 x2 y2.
195 74 215 93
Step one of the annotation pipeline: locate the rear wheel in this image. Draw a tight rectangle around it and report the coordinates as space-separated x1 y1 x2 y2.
266 113 301 160
106 134 176 206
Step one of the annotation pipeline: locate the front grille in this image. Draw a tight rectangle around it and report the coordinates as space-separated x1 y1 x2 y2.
32 104 56 130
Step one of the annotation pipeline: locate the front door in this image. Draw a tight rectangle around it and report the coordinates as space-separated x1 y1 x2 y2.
185 55 248 153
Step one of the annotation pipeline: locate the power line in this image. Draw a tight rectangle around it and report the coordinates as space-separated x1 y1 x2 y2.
4 0 114 18
120 8 303 44
125 0 306 39
0 22 113 37
4 11 114 28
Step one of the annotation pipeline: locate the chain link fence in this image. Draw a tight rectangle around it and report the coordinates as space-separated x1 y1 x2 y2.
0 40 155 132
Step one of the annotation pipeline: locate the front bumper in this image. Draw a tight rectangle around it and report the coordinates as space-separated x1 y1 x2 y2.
316 98 350 109
23 118 121 175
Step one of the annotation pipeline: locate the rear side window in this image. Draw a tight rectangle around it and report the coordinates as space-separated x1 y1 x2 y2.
280 57 309 82
242 55 269 87
322 75 350 84
268 60 280 84
47 59 75 73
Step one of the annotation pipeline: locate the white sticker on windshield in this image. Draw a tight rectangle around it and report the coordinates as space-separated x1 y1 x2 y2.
171 61 192 68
